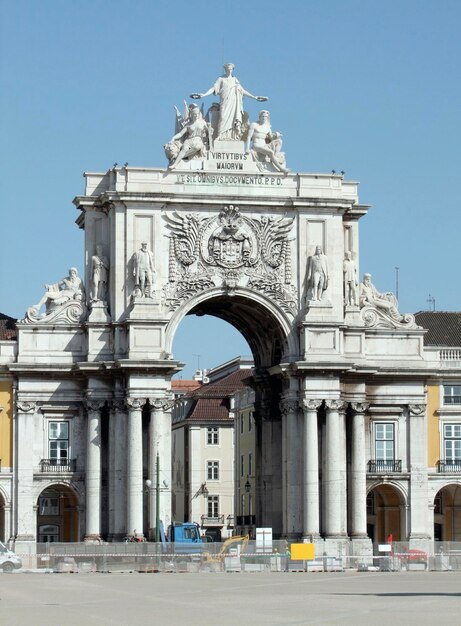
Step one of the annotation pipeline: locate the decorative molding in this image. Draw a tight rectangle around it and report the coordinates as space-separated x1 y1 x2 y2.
125 398 146 411
21 300 87 325
149 397 175 412
360 305 419 330
325 399 347 413
84 398 105 412
279 399 299 416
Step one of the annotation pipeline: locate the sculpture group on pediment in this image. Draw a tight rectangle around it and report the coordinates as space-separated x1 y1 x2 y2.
359 272 419 329
132 242 156 299
164 63 288 173
306 246 329 302
22 267 86 324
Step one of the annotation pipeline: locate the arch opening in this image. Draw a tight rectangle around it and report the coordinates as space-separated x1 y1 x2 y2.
36 485 80 543
367 483 406 543
433 483 461 542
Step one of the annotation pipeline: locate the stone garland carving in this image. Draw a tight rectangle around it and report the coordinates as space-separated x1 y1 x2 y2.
359 273 420 330
162 205 297 314
21 268 86 325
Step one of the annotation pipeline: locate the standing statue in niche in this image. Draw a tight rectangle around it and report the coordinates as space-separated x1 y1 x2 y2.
307 246 329 302
133 242 155 298
343 251 358 306
33 268 85 315
359 273 402 320
246 110 289 174
165 105 213 169
190 63 268 140
91 244 109 302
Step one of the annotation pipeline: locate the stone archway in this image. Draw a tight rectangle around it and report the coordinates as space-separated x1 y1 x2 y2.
37 485 80 543
433 483 461 541
367 483 407 543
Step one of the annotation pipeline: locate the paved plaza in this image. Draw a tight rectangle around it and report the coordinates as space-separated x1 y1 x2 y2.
0 571 459 625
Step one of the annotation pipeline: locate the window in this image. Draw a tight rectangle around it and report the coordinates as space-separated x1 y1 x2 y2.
248 412 252 432
444 424 461 462
38 524 60 543
240 415 244 434
443 385 461 405
207 427 219 445
375 423 395 466
241 494 245 516
248 452 252 476
207 495 219 518
434 493 442 515
366 492 375 515
39 492 60 516
207 460 219 480
240 455 244 477
49 421 69 465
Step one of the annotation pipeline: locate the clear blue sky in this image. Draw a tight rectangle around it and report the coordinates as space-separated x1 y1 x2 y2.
1 0 460 377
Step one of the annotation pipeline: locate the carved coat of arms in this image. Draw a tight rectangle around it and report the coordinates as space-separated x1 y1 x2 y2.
163 205 297 314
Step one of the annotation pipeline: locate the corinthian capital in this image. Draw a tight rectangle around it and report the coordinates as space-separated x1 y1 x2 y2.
350 402 370 414
125 397 146 411
84 398 105 412
301 398 323 412
16 401 36 413
279 399 299 416
325 399 347 412
409 404 426 416
149 396 174 412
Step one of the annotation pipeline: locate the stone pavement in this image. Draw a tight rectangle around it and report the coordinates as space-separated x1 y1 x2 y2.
0 570 459 626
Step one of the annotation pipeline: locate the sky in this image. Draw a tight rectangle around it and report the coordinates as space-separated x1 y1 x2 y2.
1 0 460 378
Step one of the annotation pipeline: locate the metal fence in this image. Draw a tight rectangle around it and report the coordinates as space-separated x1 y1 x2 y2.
6 540 461 573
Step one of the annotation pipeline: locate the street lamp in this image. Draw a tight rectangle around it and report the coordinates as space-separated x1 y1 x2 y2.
145 453 170 543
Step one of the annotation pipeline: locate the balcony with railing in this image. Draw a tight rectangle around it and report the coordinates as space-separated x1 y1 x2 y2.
367 460 402 473
437 460 461 473
200 514 225 526
39 459 77 473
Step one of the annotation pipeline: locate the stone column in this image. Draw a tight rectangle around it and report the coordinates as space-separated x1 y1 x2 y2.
148 397 173 539
125 397 145 538
108 399 127 541
14 401 36 549
280 396 301 539
84 398 104 541
408 404 431 549
349 403 369 538
301 399 322 540
324 400 346 537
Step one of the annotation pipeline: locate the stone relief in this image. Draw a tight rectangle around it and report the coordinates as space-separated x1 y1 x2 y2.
343 251 358 307
22 267 86 324
165 104 213 169
190 63 267 141
163 205 296 314
359 273 419 329
132 243 156 299
306 246 329 302
246 110 288 174
91 244 109 302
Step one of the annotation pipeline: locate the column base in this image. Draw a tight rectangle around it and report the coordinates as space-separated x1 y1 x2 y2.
350 536 373 557
323 537 350 557
409 536 432 554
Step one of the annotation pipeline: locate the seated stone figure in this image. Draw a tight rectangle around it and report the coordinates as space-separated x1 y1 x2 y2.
165 105 213 169
359 273 402 320
33 267 85 316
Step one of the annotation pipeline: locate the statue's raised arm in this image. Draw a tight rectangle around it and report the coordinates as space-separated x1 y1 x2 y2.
190 63 268 140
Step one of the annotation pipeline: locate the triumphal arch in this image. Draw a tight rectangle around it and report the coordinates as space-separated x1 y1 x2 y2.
12 64 431 554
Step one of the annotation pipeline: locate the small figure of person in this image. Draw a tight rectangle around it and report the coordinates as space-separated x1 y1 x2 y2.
33 268 85 315
133 242 155 298
359 273 402 320
91 244 109 302
307 246 329 301
343 251 358 306
166 105 212 169
246 110 289 174
190 63 268 140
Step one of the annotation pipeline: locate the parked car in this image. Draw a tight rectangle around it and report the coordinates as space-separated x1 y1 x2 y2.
0 541 22 573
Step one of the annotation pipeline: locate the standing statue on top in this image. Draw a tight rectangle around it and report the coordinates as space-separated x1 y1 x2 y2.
190 63 268 141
